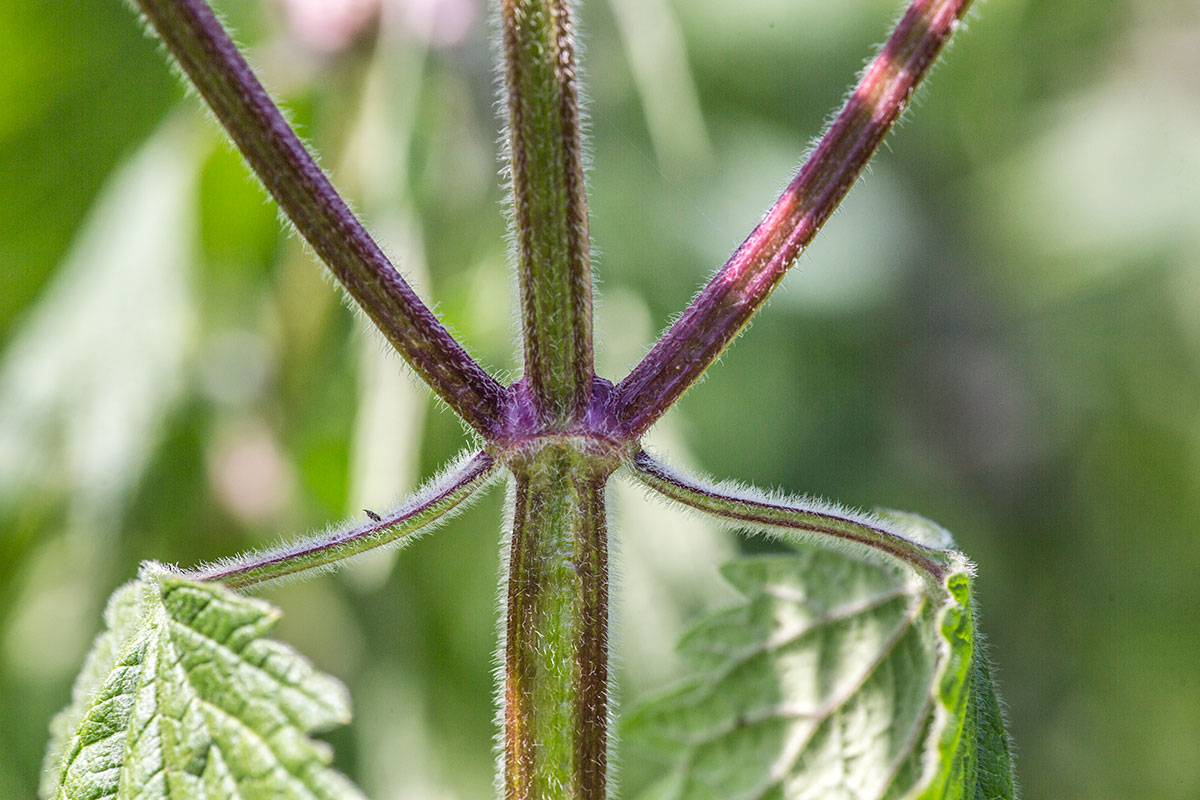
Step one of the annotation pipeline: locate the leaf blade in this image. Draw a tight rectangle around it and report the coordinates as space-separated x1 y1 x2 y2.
914 573 1017 800
43 568 364 800
624 548 1016 800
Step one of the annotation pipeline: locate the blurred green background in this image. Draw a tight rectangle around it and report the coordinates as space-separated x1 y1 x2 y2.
3 0 1198 797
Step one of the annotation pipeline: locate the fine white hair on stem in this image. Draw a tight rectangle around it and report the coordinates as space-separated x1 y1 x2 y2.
490 473 518 800
623 448 966 588
182 449 499 590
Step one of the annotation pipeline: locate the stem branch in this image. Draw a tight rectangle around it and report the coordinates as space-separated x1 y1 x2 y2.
134 0 508 435
614 0 973 437
189 451 497 590
628 450 955 583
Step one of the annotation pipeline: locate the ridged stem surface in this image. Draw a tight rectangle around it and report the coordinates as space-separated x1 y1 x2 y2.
504 444 612 800
502 0 596 425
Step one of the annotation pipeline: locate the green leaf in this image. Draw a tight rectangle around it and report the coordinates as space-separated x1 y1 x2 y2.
42 565 365 800
623 545 1016 800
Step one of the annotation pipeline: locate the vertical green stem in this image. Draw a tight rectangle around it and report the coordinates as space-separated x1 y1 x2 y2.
504 446 611 800
501 0 595 425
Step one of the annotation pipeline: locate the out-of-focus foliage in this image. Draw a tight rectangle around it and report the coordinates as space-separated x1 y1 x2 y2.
1 1 1197 799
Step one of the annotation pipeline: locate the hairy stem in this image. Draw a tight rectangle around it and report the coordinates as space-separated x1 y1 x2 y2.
614 0 974 437
133 0 507 435
628 450 956 583
190 451 497 590
504 447 611 800
502 0 595 425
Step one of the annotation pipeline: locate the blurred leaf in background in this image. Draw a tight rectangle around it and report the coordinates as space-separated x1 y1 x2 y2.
2 0 1198 799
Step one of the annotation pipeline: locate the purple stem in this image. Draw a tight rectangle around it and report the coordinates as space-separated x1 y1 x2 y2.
134 0 508 435
192 451 497 589
629 450 951 581
613 0 974 438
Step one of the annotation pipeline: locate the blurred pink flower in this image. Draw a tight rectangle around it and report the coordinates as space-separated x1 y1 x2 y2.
275 0 379 53
208 421 296 525
276 0 477 52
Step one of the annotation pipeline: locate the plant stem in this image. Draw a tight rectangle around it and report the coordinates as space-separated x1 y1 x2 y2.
133 0 507 435
502 0 596 426
503 444 612 800
125 3 985 798
628 450 957 585
190 451 497 590
614 0 974 437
